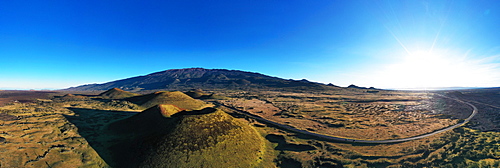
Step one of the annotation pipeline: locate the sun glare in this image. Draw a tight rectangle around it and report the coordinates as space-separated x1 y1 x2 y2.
369 49 500 89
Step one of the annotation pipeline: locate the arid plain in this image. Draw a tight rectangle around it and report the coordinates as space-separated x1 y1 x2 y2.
1 68 499 167
1 87 499 167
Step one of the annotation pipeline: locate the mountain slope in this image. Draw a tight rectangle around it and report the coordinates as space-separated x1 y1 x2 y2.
64 68 333 91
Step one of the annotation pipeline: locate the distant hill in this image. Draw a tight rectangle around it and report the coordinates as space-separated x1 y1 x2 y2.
59 94 89 100
64 68 336 92
125 91 209 110
108 104 185 134
99 88 139 99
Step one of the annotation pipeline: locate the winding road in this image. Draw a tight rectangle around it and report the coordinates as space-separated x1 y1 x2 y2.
215 94 478 144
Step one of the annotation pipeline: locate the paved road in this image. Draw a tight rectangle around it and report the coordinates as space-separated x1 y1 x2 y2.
215 94 477 144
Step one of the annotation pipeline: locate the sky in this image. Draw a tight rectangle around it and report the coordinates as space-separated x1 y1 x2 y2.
0 0 499 90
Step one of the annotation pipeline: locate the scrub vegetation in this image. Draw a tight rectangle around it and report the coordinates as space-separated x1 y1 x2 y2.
125 91 209 110
137 108 265 168
1 73 499 167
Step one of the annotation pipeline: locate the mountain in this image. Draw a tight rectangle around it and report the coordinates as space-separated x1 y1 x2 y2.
64 68 335 91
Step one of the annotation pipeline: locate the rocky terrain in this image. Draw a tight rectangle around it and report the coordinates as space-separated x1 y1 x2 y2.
441 89 500 131
0 90 55 106
0 96 109 167
1 69 499 167
216 90 462 140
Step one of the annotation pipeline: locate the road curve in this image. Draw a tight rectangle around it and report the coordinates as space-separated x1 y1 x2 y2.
214 94 477 144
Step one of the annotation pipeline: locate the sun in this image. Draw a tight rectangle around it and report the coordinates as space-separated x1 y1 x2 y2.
370 49 498 89
386 50 450 88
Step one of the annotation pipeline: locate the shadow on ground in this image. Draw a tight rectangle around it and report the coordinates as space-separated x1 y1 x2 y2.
63 108 139 167
265 134 316 151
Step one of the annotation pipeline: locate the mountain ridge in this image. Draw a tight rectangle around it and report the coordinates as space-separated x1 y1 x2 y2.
64 68 337 91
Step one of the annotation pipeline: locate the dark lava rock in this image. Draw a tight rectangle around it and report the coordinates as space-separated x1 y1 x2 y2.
327 122 345 128
0 137 6 143
0 113 18 121
266 134 316 151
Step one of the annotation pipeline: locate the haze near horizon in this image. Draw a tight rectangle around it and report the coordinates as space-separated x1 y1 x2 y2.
0 0 499 90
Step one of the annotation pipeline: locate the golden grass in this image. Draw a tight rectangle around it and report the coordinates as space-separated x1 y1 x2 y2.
138 108 266 168
0 103 108 168
99 88 139 99
1 88 497 167
127 91 210 110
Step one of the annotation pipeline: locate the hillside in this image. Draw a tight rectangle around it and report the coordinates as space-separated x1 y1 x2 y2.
106 107 265 168
135 107 265 168
99 88 139 99
107 104 185 135
64 68 334 91
125 91 209 110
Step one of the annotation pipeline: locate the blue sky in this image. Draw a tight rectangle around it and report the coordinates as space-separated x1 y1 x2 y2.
0 0 499 89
